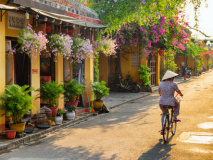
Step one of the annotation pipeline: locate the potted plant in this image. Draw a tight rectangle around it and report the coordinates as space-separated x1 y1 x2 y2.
90 81 109 111
65 104 76 120
138 65 152 92
64 79 85 107
37 81 65 117
55 108 65 125
0 84 34 133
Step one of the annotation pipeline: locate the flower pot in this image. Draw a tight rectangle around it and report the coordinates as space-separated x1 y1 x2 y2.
93 100 104 111
9 122 26 133
6 130 16 139
66 112 75 120
66 101 78 107
48 106 58 117
55 116 63 125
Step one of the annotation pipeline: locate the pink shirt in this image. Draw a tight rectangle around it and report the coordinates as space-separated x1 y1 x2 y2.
159 81 179 106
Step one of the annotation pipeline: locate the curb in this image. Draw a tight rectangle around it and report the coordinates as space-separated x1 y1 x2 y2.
0 113 93 154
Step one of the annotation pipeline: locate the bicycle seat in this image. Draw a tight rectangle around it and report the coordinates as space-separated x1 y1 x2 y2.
163 105 173 109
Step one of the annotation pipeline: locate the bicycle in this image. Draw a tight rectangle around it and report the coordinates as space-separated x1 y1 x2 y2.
161 96 181 143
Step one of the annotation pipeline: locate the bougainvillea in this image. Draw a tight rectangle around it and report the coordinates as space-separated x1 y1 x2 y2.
71 38 93 63
115 13 189 56
17 24 48 59
88 0 207 32
48 34 73 59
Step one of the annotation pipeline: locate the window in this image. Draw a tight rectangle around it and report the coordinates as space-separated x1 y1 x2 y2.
131 52 140 66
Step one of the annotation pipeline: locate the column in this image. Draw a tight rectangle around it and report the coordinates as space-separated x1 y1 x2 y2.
85 54 94 104
55 54 64 109
31 54 40 114
0 12 6 133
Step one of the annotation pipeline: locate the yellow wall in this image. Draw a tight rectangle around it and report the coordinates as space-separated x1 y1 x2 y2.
99 53 110 84
0 7 6 132
55 54 64 109
120 52 141 83
31 54 40 114
175 56 196 75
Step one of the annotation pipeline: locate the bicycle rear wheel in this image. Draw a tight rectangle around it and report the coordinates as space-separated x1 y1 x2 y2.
163 116 169 142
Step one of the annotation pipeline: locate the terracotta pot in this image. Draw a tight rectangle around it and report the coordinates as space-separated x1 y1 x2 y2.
66 112 75 120
55 116 63 125
9 122 26 133
66 101 78 107
93 100 104 111
48 106 58 117
6 130 16 139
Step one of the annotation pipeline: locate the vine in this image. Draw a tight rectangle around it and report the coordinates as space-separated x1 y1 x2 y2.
94 54 100 82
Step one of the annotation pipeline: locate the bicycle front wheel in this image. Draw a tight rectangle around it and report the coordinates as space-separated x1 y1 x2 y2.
172 121 177 135
163 116 169 142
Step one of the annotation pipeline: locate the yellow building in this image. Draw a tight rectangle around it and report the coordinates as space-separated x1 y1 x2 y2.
0 0 105 133
99 45 161 87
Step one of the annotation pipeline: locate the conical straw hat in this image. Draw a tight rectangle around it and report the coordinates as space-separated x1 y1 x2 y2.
162 70 178 81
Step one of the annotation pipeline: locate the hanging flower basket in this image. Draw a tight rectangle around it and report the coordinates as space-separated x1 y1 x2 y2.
93 37 117 56
71 38 93 63
48 34 73 60
17 24 48 59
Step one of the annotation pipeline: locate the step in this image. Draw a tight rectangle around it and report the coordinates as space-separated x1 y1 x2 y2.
75 107 87 115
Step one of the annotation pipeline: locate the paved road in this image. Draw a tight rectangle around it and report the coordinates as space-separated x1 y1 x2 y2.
0 72 213 160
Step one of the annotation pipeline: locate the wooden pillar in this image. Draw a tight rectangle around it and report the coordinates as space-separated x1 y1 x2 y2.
156 51 160 86
55 54 64 109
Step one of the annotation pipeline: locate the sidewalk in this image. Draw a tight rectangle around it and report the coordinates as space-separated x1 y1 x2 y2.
0 75 196 154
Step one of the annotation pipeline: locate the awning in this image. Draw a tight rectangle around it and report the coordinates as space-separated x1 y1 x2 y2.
201 51 213 55
0 4 19 10
31 8 106 28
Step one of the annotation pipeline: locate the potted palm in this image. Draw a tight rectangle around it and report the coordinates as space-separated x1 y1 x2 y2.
64 79 85 107
90 81 109 111
138 65 152 92
55 108 65 125
65 104 76 120
37 81 65 117
0 84 34 133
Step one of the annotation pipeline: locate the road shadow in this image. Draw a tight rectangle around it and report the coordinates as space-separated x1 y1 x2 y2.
138 138 176 160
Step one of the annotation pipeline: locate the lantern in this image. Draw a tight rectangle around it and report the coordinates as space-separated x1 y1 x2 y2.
68 27 75 35
159 50 164 56
46 23 52 33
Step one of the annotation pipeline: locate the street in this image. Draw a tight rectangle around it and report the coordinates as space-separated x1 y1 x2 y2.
0 72 213 160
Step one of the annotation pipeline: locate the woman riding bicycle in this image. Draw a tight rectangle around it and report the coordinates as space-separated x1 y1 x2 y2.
159 70 183 125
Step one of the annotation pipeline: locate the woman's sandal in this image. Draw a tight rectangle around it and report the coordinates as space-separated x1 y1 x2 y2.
173 119 181 122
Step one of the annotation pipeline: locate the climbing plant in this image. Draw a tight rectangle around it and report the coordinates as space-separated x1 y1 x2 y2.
94 54 100 82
